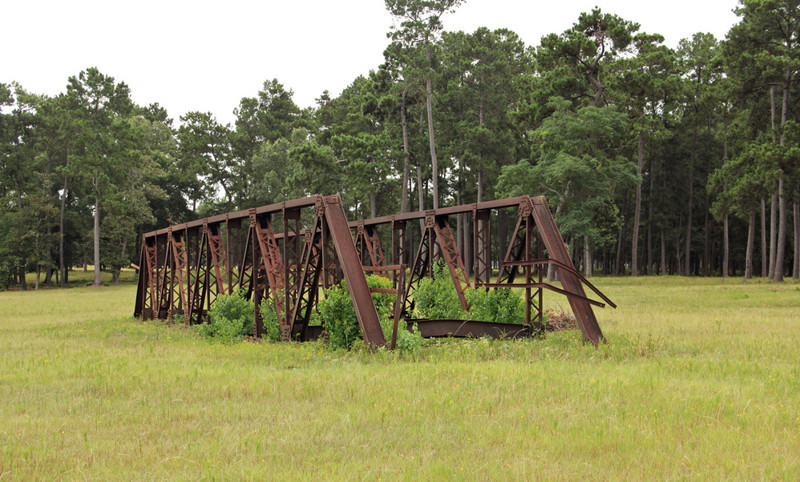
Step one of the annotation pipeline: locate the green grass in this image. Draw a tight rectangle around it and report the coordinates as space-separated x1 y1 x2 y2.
1 276 799 479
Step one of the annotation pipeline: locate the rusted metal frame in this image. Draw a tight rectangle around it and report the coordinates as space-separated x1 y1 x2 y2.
289 214 325 341
355 221 368 266
142 196 321 238
391 219 406 288
165 234 178 321
227 217 242 293
157 234 173 320
346 197 529 228
479 282 606 308
402 222 433 318
410 319 530 339
322 195 385 347
236 216 256 301
207 223 228 297
254 213 286 331
154 234 162 316
169 229 191 325
283 207 302 324
368 263 408 350
432 215 470 311
135 237 159 320
524 211 535 330
363 225 388 277
500 259 617 309
498 211 526 285
536 227 544 327
189 226 210 324
363 264 404 272
134 243 147 318
146 238 159 315
473 210 491 286
246 209 269 337
528 196 605 345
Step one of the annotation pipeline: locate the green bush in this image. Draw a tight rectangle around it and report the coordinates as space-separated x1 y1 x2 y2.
413 261 463 320
259 297 281 342
197 288 254 342
319 275 422 354
466 287 526 325
411 261 528 326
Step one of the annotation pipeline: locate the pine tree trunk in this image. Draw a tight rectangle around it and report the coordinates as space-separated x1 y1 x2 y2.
769 192 778 278
417 165 425 232
773 177 786 281
685 127 696 276
400 91 410 214
761 198 767 277
425 42 439 210
704 116 712 276
94 195 101 286
793 201 799 281
584 236 592 278
723 213 729 277
660 229 666 275
456 192 462 255
647 157 655 275
745 212 754 280
773 73 790 281
632 130 643 277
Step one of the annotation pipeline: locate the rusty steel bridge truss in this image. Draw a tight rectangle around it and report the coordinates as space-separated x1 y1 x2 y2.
134 194 614 347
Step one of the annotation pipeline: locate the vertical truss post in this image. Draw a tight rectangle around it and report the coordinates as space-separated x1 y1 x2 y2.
473 209 491 286
171 229 190 325
189 223 210 324
391 219 406 288
402 214 434 317
254 213 286 335
134 243 146 319
227 216 241 293
237 210 257 300
157 232 173 320
432 215 470 311
136 236 159 320
283 206 302 326
355 221 367 266
357 224 387 277
498 208 526 285
536 226 544 327
207 222 228 297
289 212 324 341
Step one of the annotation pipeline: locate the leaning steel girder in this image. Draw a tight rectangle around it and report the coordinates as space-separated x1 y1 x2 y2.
135 194 614 347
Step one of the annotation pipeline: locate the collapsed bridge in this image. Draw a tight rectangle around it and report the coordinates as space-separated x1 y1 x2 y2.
134 194 614 347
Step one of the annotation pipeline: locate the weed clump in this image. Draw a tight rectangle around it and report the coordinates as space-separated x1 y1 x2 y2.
319 275 422 354
197 288 254 342
414 261 532 326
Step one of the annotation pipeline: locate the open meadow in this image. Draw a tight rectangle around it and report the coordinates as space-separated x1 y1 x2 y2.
1 274 799 479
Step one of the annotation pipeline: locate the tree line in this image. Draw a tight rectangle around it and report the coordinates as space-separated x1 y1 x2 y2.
1 0 798 289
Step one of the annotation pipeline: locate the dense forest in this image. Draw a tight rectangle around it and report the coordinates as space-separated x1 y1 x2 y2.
1 0 799 290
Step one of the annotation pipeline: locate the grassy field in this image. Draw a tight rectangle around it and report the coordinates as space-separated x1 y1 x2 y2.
1 275 799 479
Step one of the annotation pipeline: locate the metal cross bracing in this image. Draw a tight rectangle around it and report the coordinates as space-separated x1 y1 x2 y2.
134 194 615 347
135 194 387 347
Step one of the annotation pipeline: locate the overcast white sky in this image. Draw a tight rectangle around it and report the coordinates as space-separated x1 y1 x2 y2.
3 0 739 125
